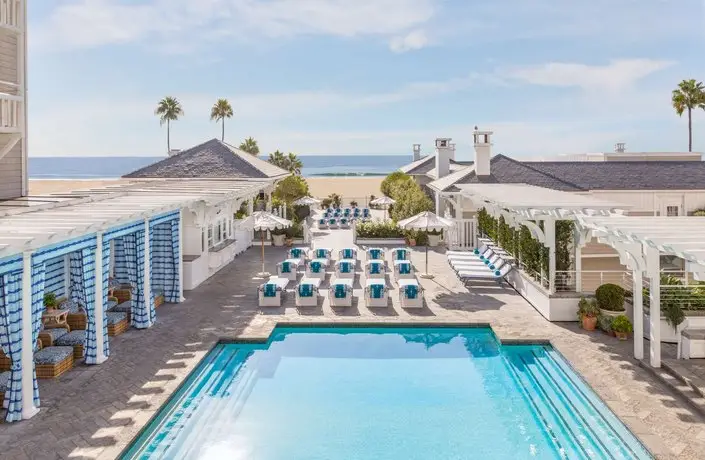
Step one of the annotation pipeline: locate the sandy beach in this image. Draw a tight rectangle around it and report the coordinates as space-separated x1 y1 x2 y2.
29 177 384 202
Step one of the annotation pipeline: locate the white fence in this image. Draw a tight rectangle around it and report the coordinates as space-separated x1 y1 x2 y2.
447 218 477 249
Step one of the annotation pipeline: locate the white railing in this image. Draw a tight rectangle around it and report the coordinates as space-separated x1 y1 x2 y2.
447 218 477 249
0 0 20 32
0 92 21 133
555 270 632 294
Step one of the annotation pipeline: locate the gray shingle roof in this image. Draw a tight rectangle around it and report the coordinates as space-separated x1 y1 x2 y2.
400 156 435 175
123 139 290 179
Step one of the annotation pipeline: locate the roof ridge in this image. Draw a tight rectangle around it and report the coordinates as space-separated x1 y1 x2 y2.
495 154 586 191
124 138 220 177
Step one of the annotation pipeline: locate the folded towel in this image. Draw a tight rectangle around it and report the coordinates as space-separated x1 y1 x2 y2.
334 284 347 298
281 261 291 273
369 248 382 259
310 261 322 273
396 249 406 260
290 248 303 258
263 283 278 297
315 249 327 258
329 219 337 225
339 262 352 273
340 218 348 225
342 248 354 259
369 262 381 274
298 283 314 297
369 283 384 299
398 263 411 275
405 284 418 299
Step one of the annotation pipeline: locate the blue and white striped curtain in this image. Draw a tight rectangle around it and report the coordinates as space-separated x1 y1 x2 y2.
0 271 23 422
124 233 138 297
79 247 100 364
168 219 180 303
100 238 111 358
132 230 155 328
44 256 65 298
113 237 129 285
30 262 45 408
69 252 85 307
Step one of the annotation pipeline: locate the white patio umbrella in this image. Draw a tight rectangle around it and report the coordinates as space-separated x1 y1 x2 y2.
252 211 293 277
397 211 453 279
293 196 321 207
370 196 396 220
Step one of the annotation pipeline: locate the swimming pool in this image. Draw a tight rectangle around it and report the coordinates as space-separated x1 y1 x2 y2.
122 327 652 459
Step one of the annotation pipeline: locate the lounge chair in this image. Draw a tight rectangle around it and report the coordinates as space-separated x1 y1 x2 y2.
312 248 332 261
399 279 423 308
327 207 334 214
328 218 338 229
60 298 87 331
34 342 74 379
258 277 290 307
452 258 506 273
365 260 385 279
277 258 300 281
450 252 502 268
0 370 8 405
391 247 409 263
365 279 388 307
366 247 384 262
296 277 322 307
54 329 87 360
335 259 356 279
108 299 132 323
353 208 361 218
393 260 414 281
38 325 70 348
329 279 354 307
318 218 328 229
338 248 357 260
288 247 308 262
362 208 371 218
343 208 351 217
107 311 129 336
339 217 350 228
306 258 328 279
457 264 513 285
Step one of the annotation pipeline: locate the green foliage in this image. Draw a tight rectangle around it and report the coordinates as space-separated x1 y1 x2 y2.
210 98 233 141
43 292 58 308
239 137 260 155
598 315 613 333
577 297 599 319
273 175 309 205
271 227 287 236
320 198 332 209
154 96 183 125
611 315 633 333
389 183 433 221
595 283 626 312
693 209 705 216
356 221 405 239
555 221 574 271
380 172 413 198
268 150 303 174
672 79 705 151
285 222 304 239
350 200 358 207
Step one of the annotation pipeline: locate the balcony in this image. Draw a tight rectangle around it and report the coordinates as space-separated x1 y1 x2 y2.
0 92 21 133
0 0 20 33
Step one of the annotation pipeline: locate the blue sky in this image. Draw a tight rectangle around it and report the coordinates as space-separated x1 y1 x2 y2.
28 0 705 158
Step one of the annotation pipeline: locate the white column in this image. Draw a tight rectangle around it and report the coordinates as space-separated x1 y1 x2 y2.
645 245 661 367
545 219 556 293
247 199 254 215
575 243 582 293
178 210 185 302
94 232 107 364
63 254 70 298
21 251 39 419
266 192 272 211
633 269 644 360
144 219 152 323
435 192 441 215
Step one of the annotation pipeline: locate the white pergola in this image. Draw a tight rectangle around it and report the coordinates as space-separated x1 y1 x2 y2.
577 215 705 367
455 184 630 292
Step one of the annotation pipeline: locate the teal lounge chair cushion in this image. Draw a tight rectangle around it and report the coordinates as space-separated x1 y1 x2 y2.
55 330 86 347
340 218 348 225
396 249 406 260
263 283 277 297
339 262 352 273
369 283 384 299
342 248 354 259
329 219 337 225
310 261 322 273
369 263 381 274
319 219 326 225
489 264 496 270
495 270 501 276
334 284 347 298
398 262 411 275
34 346 73 365
315 249 327 258
298 283 314 297
290 248 304 258
369 248 382 259
281 261 291 273
474 248 480 254
405 284 418 299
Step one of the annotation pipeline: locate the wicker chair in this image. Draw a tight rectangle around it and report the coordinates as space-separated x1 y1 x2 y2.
0 350 9 372
153 289 165 308
34 342 74 379
38 326 70 348
60 298 87 331
0 370 8 406
54 330 86 360
107 311 129 336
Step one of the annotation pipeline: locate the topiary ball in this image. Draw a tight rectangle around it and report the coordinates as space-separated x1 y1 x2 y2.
474 249 479 255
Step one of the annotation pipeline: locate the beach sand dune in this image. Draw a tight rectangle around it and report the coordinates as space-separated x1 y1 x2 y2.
29 177 384 204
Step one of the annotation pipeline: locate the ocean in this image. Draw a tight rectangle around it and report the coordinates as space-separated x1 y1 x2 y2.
28 155 412 179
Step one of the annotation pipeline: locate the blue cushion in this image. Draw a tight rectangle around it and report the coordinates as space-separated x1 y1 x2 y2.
484 259 490 265
263 283 277 297
290 248 304 258
369 263 381 274
396 249 406 260
480 256 485 261
281 261 291 273
107 311 127 325
34 346 73 364
342 248 354 259
298 283 314 297
489 264 496 270
310 261 322 273
108 278 122 290
110 301 131 313
315 249 328 258
55 330 86 347
339 262 351 273
41 328 68 341
369 283 384 299
405 284 418 299
107 300 118 309
340 218 348 225
369 249 382 259
334 284 347 298
319 219 326 225
153 288 164 297
0 371 9 392
62 299 84 314
398 263 411 275
474 249 479 255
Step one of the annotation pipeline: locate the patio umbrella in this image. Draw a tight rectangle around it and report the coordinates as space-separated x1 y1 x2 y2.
370 196 396 220
293 196 321 207
252 211 293 277
397 211 453 279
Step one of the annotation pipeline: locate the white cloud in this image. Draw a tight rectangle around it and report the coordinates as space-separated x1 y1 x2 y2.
389 30 429 53
504 59 674 92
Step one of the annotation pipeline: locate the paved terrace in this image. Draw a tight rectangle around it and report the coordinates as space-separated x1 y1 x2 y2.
0 227 704 459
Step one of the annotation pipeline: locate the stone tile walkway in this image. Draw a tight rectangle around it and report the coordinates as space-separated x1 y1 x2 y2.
0 227 703 459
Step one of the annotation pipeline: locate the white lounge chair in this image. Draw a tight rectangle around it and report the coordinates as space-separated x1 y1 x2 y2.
329 278 354 307
327 218 338 229
450 253 502 269
276 258 301 281
288 247 308 262
365 260 385 279
258 277 290 307
335 259 356 279
393 260 415 281
338 248 357 261
457 264 513 285
296 277 322 307
366 247 384 262
398 279 423 308
365 278 388 307
390 247 409 263
306 258 329 279
311 248 332 261
318 218 328 229
452 258 506 273
339 217 350 228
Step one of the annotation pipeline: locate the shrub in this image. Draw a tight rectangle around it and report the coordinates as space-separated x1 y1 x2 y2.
43 292 58 308
693 209 705 216
597 315 613 333
321 198 332 209
380 172 413 198
610 315 633 333
390 183 433 221
350 200 358 207
273 175 309 204
595 283 625 312
577 296 599 319
285 222 303 238
327 193 342 208
356 221 405 239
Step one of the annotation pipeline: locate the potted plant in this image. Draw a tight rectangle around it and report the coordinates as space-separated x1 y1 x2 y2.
595 283 625 318
610 315 633 340
271 228 287 247
577 296 600 331
44 292 58 312
428 229 442 247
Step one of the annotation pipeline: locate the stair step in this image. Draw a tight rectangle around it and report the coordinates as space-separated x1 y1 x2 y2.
640 360 705 416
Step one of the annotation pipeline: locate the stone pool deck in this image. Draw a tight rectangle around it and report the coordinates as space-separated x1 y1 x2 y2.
1 227 704 459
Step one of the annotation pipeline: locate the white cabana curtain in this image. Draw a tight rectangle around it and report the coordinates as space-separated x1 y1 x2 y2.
69 252 85 306
79 247 101 364
113 237 129 285
132 229 155 329
123 234 139 299
151 222 178 303
0 270 23 422
29 261 45 408
168 219 180 303
100 238 111 358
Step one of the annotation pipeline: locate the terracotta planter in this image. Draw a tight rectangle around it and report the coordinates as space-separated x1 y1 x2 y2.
408 239 416 247
615 331 629 341
285 238 294 247
582 315 598 331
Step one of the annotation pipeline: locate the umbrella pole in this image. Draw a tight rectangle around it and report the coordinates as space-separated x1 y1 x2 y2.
257 229 269 277
420 223 434 279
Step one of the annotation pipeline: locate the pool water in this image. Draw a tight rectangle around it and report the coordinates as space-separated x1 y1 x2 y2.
122 327 652 460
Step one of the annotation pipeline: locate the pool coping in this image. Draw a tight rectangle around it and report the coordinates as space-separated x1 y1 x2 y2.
117 321 655 459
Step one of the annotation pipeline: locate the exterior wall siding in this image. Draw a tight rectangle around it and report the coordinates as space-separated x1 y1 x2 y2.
44 255 66 298
0 139 23 199
0 32 17 88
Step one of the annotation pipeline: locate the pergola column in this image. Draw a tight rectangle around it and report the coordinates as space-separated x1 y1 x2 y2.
20 251 39 419
545 218 556 293
247 198 254 215
94 232 107 364
645 245 661 367
632 268 644 360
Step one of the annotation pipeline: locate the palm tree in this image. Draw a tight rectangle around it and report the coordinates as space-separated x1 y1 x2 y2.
154 96 184 153
287 152 303 175
672 79 705 152
268 150 287 169
239 137 260 155
268 150 303 174
210 98 234 142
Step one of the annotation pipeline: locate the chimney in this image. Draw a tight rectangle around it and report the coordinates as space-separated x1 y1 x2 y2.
435 138 454 178
412 143 421 161
473 126 493 177
614 142 626 153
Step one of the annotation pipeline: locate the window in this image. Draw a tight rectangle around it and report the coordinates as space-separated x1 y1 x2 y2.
207 227 213 248
666 206 679 217
201 228 206 252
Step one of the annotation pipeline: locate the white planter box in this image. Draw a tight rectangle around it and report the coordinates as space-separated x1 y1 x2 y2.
428 234 441 247
643 312 703 343
272 234 286 246
356 238 406 245
506 269 581 321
